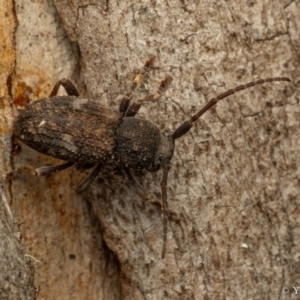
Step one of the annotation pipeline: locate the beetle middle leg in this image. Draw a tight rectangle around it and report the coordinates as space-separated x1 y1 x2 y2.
76 163 102 193
35 161 74 176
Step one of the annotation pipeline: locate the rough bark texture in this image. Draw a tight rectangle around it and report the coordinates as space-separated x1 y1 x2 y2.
3 0 300 299
0 1 36 299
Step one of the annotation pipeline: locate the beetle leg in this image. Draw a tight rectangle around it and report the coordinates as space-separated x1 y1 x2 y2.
119 55 156 116
119 96 131 116
76 163 102 193
124 167 150 200
35 162 74 176
50 78 80 97
119 73 144 116
125 75 172 117
2 161 73 179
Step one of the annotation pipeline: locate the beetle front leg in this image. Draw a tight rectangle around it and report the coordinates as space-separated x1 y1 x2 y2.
125 75 172 117
119 55 156 116
119 73 144 116
50 78 80 97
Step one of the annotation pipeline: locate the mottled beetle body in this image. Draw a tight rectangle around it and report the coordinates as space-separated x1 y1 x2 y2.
14 96 119 164
14 96 174 171
7 57 291 258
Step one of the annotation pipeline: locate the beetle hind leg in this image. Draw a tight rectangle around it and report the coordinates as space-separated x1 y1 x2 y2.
35 161 74 176
2 161 73 180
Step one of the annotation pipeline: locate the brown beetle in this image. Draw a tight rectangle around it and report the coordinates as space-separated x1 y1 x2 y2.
5 57 291 258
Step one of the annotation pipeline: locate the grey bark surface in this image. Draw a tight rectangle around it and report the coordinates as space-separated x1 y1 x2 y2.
3 0 300 299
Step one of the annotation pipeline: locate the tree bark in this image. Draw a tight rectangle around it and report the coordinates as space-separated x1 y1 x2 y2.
3 0 300 299
0 1 36 299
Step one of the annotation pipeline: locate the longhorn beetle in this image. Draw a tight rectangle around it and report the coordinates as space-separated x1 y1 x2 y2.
4 56 291 258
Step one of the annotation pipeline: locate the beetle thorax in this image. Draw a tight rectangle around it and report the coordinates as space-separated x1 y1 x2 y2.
115 117 161 169
115 117 174 170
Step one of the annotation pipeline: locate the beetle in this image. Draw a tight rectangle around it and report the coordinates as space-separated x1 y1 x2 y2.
5 56 291 258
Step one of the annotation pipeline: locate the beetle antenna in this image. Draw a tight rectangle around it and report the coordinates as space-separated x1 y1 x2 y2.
172 77 291 139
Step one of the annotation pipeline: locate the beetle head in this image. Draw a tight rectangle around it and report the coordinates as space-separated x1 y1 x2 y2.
147 133 174 172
